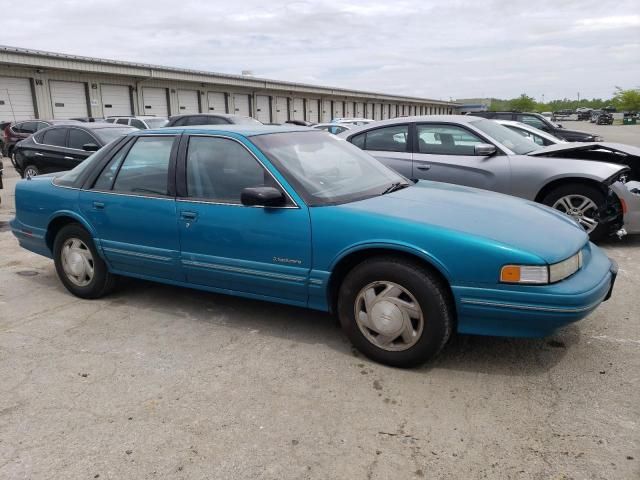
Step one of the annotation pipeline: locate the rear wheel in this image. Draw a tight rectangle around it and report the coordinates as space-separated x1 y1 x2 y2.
53 223 115 299
542 183 607 241
337 256 453 367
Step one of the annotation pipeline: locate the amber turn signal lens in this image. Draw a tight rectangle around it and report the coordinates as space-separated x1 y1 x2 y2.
500 265 521 282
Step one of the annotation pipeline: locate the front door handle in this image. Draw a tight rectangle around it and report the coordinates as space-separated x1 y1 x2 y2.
93 201 105 210
34 152 44 156
180 211 198 220
64 156 74 160
416 164 431 171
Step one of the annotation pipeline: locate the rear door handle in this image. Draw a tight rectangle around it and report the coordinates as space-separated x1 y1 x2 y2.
416 164 431 171
93 201 105 210
34 152 44 156
64 156 74 160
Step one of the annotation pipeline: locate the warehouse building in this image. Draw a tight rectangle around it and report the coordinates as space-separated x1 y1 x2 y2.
0 46 458 124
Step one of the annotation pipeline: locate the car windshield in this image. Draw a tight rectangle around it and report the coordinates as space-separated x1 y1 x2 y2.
470 119 542 154
144 118 169 128
93 127 137 144
252 131 407 206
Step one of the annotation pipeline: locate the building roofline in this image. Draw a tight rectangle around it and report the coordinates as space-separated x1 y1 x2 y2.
0 45 459 105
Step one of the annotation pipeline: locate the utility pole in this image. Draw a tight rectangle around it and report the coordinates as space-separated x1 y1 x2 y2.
577 92 580 103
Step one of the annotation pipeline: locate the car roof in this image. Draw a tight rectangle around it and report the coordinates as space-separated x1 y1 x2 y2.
46 122 137 130
347 115 483 129
169 113 246 119
143 124 312 137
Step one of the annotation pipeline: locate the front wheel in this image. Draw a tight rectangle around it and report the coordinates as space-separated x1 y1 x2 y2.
53 223 116 299
22 164 39 179
542 183 607 241
337 256 453 367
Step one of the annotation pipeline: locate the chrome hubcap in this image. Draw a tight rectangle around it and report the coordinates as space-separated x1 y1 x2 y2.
354 281 424 351
552 194 599 234
24 167 37 179
60 238 94 287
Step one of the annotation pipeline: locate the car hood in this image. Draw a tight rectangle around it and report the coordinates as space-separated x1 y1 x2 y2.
338 181 588 264
554 127 596 138
528 141 640 158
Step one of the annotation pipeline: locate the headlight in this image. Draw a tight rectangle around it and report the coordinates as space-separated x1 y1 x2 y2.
593 136 603 141
500 251 583 284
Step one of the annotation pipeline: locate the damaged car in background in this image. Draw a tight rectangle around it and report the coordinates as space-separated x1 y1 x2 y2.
341 116 630 241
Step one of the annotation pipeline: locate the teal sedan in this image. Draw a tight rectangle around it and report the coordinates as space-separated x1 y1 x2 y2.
10 125 617 367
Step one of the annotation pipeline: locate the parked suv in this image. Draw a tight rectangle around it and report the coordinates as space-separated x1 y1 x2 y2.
165 113 262 127
3 119 80 159
472 111 602 142
105 116 168 129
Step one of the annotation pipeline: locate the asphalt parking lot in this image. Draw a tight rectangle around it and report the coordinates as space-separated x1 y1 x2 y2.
1 123 638 479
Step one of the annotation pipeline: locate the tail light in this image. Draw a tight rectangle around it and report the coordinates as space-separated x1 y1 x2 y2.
3 124 11 141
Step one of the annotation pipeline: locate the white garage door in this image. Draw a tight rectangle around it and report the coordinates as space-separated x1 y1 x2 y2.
355 102 364 117
344 102 354 118
321 100 331 122
0 76 35 121
291 98 304 121
100 84 131 117
232 93 250 116
382 104 389 120
255 95 270 123
142 87 169 116
207 92 226 113
333 101 343 119
274 96 288 123
306 99 319 123
374 103 382 120
178 89 199 114
50 81 88 119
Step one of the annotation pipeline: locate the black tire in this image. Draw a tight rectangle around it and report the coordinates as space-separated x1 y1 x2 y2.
53 223 116 299
337 256 453 368
22 164 39 179
541 183 607 241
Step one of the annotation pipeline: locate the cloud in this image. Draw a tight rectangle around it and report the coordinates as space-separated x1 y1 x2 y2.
2 0 638 100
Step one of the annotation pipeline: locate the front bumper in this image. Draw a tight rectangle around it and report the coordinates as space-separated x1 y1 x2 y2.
610 181 640 235
453 244 616 337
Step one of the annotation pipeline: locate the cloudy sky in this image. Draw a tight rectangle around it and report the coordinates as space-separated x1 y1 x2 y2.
3 0 639 101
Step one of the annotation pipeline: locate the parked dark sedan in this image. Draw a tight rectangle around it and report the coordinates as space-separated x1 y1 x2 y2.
165 113 261 127
3 119 81 159
473 111 603 142
13 123 137 178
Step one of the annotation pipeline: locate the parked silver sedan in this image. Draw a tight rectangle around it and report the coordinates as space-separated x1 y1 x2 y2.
340 115 629 240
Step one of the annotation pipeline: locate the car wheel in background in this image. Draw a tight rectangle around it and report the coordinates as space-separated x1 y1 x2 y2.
22 165 39 179
53 223 116 299
337 256 453 367
542 184 607 241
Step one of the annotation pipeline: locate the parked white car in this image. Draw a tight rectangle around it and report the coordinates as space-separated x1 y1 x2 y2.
496 120 567 146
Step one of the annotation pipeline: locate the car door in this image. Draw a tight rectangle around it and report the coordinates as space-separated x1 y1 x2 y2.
35 127 69 173
412 123 511 194
64 127 95 169
176 134 311 305
78 134 181 281
349 124 412 178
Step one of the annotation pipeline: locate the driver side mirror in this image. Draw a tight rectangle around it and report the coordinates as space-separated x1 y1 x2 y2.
82 143 100 152
241 187 286 207
474 143 497 156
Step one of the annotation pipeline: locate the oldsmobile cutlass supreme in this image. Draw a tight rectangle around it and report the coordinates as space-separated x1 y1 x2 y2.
10 126 617 367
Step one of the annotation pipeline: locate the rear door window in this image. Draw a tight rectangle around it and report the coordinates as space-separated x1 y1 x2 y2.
42 128 68 147
116 118 129 125
112 136 175 195
351 125 409 152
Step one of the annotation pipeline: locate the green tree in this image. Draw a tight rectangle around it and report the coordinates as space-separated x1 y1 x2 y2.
508 94 536 112
612 87 640 112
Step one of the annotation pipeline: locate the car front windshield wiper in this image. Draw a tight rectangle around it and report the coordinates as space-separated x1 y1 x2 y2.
381 181 410 195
